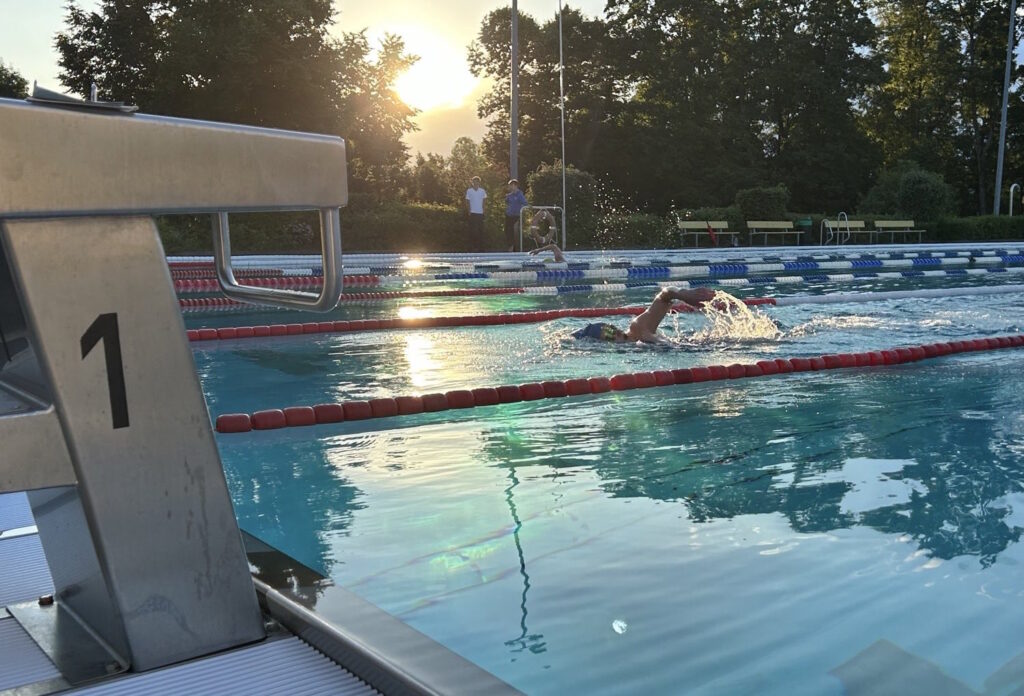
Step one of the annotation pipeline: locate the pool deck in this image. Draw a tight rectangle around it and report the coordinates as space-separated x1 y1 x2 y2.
0 490 523 695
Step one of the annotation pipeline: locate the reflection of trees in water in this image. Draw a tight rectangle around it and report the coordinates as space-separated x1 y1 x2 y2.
221 439 366 579
483 369 1024 568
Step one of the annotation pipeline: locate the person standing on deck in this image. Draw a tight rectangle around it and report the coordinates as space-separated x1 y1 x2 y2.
504 179 528 251
465 176 487 251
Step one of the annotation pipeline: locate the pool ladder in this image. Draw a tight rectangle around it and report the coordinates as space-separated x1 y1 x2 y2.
820 212 851 246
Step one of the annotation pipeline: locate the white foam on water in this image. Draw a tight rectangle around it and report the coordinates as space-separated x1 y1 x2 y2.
687 291 783 342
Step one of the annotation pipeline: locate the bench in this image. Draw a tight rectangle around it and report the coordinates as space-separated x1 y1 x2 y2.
747 220 803 246
822 219 871 245
676 220 733 247
872 220 924 244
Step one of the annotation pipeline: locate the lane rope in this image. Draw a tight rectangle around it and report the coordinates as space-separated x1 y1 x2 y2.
213 335 1024 433
168 244 1024 270
171 255 1024 294
177 267 1024 313
186 285 1024 342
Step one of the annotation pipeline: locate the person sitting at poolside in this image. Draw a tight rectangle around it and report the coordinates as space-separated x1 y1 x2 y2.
529 243 566 263
528 210 558 247
573 287 719 344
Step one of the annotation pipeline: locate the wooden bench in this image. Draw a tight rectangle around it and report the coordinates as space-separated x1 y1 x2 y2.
676 220 733 247
747 220 803 246
872 220 924 243
822 219 871 245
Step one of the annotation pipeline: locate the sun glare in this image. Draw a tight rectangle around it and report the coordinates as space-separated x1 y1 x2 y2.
392 27 478 112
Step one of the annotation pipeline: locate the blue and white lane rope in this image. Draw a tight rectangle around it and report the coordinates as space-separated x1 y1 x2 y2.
167 243 1024 268
179 254 1024 289
180 266 1024 313
171 247 1024 277
766 283 1024 306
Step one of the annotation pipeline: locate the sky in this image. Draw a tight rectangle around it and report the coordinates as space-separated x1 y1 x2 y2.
0 0 606 155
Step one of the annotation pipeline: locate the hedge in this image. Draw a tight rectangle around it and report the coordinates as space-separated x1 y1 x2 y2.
927 216 1024 242
156 205 1024 255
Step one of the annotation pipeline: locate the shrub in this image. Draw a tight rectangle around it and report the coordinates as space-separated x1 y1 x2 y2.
593 213 673 249
897 169 954 222
928 215 1024 242
156 202 474 254
859 161 953 222
735 185 790 221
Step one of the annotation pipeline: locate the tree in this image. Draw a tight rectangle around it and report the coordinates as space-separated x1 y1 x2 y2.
56 0 418 199
411 152 448 204
468 7 624 184
866 0 1024 214
0 61 28 98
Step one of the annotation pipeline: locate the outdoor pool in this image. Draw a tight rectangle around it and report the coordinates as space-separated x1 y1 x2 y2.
191 270 1024 695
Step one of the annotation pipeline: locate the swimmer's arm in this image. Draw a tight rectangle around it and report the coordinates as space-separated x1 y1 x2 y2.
530 244 565 262
657 287 716 306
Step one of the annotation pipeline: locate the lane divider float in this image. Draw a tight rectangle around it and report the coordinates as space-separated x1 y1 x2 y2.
186 302 727 342
188 284 1024 341
171 255 1024 294
214 335 1024 433
178 267 1024 313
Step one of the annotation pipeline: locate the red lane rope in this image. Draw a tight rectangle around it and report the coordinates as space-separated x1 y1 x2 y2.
174 275 380 293
179 286 525 311
171 268 284 280
185 300 778 342
213 335 1024 433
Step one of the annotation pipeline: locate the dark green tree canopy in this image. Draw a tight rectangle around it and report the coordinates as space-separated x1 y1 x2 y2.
467 0 1022 216
0 61 28 98
56 0 418 200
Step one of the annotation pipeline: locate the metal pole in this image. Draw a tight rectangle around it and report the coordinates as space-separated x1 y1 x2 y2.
510 0 519 180
558 0 567 248
993 0 1016 215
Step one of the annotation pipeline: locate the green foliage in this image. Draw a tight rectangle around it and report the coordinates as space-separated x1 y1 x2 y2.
897 169 954 221
929 215 1024 242
468 7 620 181
592 213 672 249
411 153 448 204
155 199 510 255
735 185 791 221
859 161 954 221
56 0 417 202
526 163 598 246
0 61 28 98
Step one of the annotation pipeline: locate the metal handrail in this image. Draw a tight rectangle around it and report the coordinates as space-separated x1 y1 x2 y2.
820 219 834 245
519 205 565 251
837 212 850 245
213 209 343 312
1011 183 1020 216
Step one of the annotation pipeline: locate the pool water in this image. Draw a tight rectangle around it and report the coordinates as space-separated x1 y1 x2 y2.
193 278 1024 695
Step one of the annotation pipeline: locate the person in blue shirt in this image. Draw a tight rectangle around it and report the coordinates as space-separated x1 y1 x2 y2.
504 179 529 251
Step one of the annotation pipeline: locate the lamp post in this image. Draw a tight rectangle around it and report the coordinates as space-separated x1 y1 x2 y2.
558 0 567 246
993 0 1017 215
510 0 519 180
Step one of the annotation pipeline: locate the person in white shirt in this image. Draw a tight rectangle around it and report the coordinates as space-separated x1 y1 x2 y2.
464 176 487 250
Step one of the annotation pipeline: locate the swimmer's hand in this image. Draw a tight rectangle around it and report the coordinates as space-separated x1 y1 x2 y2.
528 248 541 256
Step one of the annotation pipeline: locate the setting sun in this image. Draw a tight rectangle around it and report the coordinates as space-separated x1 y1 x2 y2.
391 27 478 112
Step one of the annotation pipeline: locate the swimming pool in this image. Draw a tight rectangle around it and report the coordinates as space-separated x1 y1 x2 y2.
192 270 1024 695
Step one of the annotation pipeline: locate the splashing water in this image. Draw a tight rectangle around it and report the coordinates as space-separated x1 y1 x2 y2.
687 291 782 343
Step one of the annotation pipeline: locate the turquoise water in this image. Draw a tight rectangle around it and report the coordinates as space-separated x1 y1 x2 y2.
194 280 1024 695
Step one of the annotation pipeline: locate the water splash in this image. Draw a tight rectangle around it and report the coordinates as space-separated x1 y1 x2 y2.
688 291 782 343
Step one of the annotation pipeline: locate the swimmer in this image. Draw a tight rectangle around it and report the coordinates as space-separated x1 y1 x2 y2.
573 287 719 344
529 243 566 263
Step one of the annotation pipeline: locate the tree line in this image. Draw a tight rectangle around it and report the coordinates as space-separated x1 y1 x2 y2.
2 0 1021 221
468 0 1024 217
